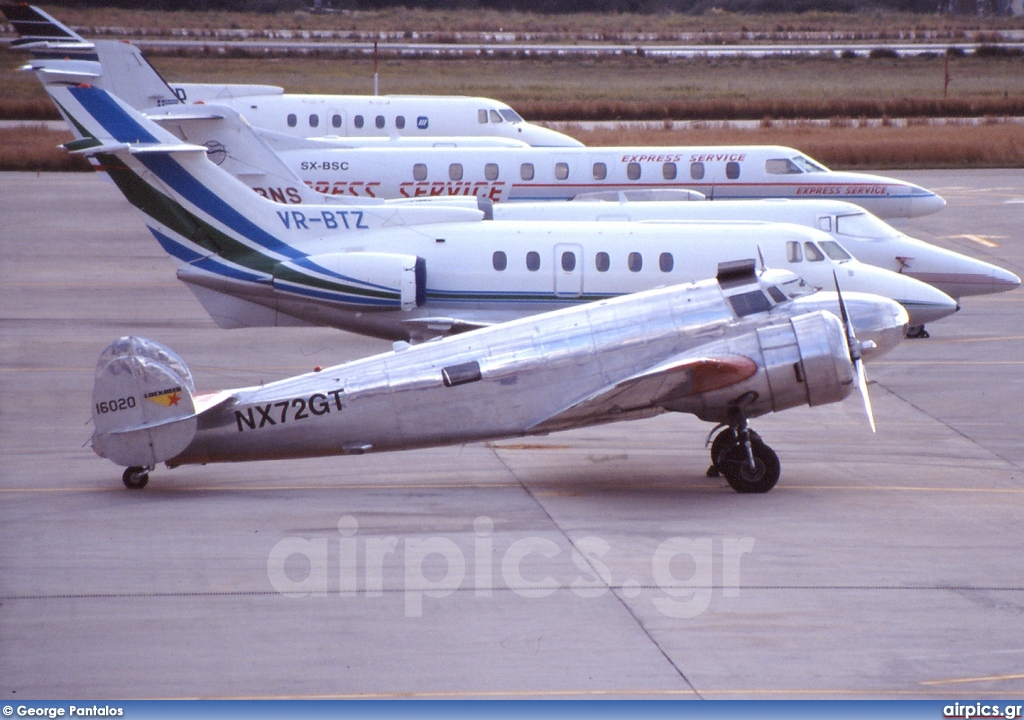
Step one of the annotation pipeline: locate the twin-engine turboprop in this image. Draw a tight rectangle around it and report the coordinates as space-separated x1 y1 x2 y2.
91 265 909 493
45 84 956 341
1 3 581 148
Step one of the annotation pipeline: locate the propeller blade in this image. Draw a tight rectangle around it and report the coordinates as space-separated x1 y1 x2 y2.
833 270 875 432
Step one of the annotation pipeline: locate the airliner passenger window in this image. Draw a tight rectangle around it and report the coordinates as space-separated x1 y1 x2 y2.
690 162 705 180
804 242 825 262
354 115 364 129
526 251 541 271
593 163 607 181
396 116 406 129
659 253 674 272
450 164 463 181
628 252 643 272
521 163 535 181
765 158 802 174
492 251 507 271
478 110 488 124
561 252 576 272
485 163 499 181
595 252 610 272
375 115 385 129
413 164 427 181
726 161 741 180
332 114 342 129
786 241 803 263
287 114 297 128
490 110 503 123
662 163 677 180
309 114 319 128
555 163 569 181
627 163 641 181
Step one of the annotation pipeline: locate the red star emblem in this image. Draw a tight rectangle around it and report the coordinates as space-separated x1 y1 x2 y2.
167 392 180 406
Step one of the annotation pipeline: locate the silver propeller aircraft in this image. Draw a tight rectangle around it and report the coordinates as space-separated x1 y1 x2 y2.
91 263 908 493
45 84 955 341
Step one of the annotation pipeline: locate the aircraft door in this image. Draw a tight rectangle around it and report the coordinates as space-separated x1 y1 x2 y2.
327 109 346 136
554 243 584 297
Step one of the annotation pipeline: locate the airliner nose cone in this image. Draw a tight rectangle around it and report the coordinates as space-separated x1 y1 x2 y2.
909 188 946 217
994 266 1022 292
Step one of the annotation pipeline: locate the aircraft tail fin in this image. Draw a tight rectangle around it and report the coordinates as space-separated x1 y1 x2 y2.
0 3 91 50
91 337 199 468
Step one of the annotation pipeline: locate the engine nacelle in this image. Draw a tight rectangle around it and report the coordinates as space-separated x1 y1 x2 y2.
667 310 855 423
275 252 425 311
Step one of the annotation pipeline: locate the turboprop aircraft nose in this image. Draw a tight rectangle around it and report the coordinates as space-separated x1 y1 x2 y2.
907 185 947 217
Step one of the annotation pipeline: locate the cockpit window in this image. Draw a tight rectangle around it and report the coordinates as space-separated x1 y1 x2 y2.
791 154 828 173
765 158 803 175
819 240 853 261
779 277 816 299
498 109 523 123
835 212 899 240
728 290 773 317
804 242 825 262
766 286 789 304
489 110 503 123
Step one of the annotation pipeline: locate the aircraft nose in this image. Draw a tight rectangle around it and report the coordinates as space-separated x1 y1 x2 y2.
841 294 909 362
993 265 1022 293
838 263 958 326
908 186 947 217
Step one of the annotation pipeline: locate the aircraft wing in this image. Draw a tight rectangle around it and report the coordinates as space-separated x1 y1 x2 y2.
528 355 757 434
402 316 495 340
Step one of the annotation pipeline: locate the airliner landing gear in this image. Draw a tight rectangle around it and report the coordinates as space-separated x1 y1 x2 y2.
906 325 930 339
706 412 780 493
122 466 150 490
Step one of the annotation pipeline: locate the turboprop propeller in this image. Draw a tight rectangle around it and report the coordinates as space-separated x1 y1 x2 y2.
835 270 877 433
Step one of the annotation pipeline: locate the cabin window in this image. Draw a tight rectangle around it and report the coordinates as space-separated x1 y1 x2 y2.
765 158 803 175
728 290 773 317
627 162 641 181
521 163 535 181
595 252 610 272
561 251 576 272
331 114 342 129
492 251 507 271
787 241 803 262
449 163 464 181
309 114 319 128
490 110 503 123
819 240 852 261
442 360 481 388
690 162 705 180
662 163 677 180
659 252 674 272
804 242 825 262
484 163 500 181
593 162 607 181
628 252 643 272
413 163 428 181
375 115 385 129
395 115 406 130
478 109 488 124
726 161 741 180
354 115 364 129
526 251 541 271
555 162 569 181
286 113 297 128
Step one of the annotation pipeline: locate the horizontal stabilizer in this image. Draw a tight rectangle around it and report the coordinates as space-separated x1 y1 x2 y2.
148 109 227 122
529 355 757 434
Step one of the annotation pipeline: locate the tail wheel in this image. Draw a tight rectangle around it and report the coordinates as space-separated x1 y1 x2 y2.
122 466 149 490
718 439 780 494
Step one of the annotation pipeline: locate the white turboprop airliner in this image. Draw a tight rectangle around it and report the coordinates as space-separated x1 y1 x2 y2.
1 3 581 148
46 84 956 343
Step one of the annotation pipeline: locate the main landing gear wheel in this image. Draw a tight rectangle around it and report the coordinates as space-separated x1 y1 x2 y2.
906 325 930 339
717 439 780 494
122 466 150 490
706 427 762 478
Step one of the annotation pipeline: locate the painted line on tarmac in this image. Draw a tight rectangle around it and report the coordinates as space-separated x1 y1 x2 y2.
921 672 1024 686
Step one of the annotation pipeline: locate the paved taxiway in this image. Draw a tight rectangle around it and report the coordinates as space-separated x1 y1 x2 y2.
1 170 1022 699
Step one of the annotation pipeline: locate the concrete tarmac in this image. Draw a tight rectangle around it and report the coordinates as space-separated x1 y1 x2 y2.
1 170 1022 699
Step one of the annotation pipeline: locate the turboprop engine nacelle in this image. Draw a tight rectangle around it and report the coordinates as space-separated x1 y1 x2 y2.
668 310 855 423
